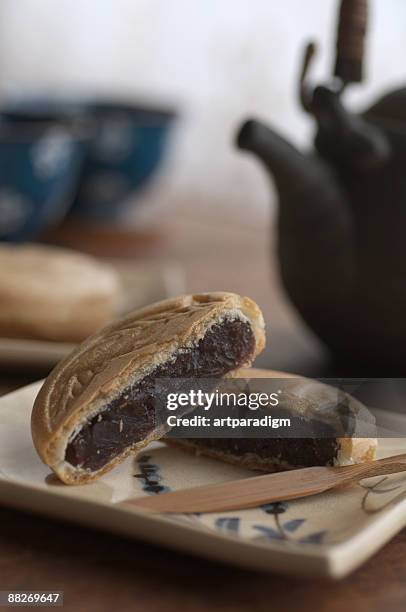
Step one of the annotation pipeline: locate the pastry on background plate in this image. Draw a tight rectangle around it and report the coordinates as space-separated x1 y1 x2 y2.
166 368 377 470
31 292 265 484
0 243 121 342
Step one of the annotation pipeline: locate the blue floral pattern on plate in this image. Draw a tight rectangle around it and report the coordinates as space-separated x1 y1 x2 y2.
133 447 406 548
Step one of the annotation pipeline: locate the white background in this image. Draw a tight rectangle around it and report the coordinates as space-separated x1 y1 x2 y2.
0 0 404 224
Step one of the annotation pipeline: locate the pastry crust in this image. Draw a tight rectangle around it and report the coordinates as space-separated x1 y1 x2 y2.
0 243 120 342
31 292 265 484
166 367 377 469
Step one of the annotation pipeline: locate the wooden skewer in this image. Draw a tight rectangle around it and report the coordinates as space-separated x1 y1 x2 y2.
121 453 406 514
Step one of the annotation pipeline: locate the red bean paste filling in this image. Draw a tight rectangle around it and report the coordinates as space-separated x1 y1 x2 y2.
184 438 339 467
65 318 255 471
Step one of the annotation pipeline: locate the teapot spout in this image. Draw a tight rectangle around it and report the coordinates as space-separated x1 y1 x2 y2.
237 118 350 225
237 119 319 195
237 118 355 346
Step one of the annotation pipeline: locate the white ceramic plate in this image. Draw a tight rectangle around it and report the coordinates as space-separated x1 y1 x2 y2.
0 261 184 369
1 382 406 578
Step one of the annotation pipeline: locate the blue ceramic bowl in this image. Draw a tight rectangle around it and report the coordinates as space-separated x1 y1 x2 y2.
69 102 176 222
0 116 88 241
1 98 177 229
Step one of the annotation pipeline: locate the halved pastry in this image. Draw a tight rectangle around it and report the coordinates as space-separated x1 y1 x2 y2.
31 293 265 484
166 368 377 470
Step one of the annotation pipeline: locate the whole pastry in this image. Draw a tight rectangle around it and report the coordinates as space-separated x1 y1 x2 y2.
31 292 265 484
0 243 120 342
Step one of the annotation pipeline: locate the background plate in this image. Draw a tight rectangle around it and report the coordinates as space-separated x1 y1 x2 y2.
0 260 184 370
0 379 406 579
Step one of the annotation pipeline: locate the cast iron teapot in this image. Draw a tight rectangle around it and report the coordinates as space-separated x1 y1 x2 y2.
237 0 406 373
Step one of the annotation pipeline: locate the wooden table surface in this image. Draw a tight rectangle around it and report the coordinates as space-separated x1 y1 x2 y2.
1 216 406 612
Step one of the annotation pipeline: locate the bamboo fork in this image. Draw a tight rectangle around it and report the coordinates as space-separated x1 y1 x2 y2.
121 453 406 514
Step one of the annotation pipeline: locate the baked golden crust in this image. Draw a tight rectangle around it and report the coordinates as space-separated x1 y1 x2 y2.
166 367 377 469
31 292 265 484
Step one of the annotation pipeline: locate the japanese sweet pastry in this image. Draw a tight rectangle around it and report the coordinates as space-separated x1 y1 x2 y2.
166 368 377 470
0 243 120 342
31 292 265 484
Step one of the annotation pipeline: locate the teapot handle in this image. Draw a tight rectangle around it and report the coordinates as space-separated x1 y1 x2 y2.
299 0 369 113
334 0 369 85
298 41 317 113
